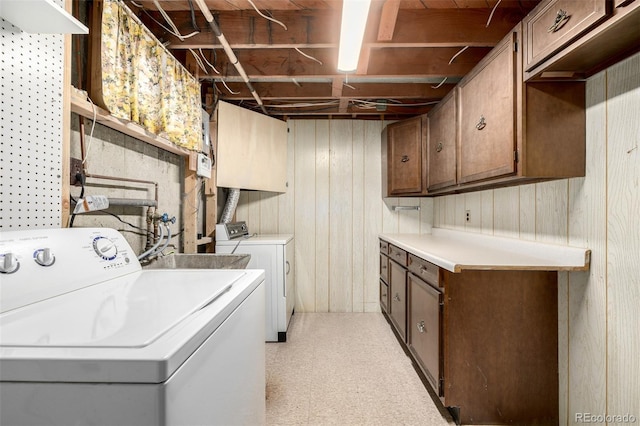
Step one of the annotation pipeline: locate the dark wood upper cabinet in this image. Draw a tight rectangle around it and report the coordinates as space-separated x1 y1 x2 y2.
524 0 609 72
427 90 457 191
457 32 517 184
382 116 427 197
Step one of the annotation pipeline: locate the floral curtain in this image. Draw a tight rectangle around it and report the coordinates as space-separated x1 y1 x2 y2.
99 0 201 151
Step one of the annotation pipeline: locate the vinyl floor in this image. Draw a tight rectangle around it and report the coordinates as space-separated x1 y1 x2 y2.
265 312 456 425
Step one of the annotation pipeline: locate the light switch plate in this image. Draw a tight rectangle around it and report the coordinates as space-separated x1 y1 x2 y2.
196 153 212 178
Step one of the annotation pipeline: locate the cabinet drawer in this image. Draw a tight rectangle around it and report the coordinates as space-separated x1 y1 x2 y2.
380 253 389 283
408 254 439 287
389 260 407 341
380 279 389 313
524 0 608 71
379 240 389 255
408 273 443 396
389 245 408 267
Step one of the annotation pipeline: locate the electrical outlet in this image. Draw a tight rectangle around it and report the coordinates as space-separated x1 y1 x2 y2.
465 210 470 222
70 157 83 185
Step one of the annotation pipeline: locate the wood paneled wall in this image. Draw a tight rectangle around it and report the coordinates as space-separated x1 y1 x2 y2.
434 53 639 425
234 120 433 313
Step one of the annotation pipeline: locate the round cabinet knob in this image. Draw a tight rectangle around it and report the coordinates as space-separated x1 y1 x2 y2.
34 248 55 267
93 236 118 261
0 253 20 274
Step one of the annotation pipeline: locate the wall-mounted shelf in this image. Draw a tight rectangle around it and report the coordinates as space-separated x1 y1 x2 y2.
70 87 192 158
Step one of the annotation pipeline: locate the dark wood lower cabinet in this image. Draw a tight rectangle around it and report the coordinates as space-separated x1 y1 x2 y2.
379 239 559 425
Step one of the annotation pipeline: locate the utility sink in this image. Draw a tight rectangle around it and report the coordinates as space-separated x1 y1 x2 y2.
143 253 250 270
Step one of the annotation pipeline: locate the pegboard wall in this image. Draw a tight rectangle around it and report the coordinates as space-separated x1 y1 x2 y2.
0 10 65 229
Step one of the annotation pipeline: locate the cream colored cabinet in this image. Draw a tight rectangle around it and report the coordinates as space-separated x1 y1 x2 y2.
381 116 427 196
427 90 457 191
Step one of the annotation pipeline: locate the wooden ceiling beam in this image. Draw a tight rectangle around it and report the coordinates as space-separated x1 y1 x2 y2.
214 82 456 100
144 8 526 49
192 47 488 78
377 0 401 41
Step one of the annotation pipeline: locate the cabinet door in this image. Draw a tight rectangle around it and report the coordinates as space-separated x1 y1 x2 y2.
524 0 608 71
380 253 389 283
458 32 517 184
387 117 425 195
427 91 457 191
380 280 389 313
408 274 443 396
389 260 407 341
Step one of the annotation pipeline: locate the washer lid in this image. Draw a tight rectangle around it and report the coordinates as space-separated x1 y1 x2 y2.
0 270 244 348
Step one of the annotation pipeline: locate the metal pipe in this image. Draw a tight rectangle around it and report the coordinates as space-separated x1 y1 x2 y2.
194 0 268 115
107 198 158 207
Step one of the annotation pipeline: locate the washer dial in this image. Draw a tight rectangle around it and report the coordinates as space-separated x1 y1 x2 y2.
93 236 118 260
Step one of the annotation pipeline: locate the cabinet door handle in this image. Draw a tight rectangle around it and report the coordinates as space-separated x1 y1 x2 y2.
286 260 291 275
436 142 443 153
417 320 426 333
476 116 486 130
401 155 409 162
393 293 401 302
548 9 569 33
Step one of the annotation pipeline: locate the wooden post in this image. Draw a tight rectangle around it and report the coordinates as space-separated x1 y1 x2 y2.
182 155 198 253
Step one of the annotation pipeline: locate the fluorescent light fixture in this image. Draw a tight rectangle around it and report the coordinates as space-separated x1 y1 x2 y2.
337 0 371 73
0 0 88 34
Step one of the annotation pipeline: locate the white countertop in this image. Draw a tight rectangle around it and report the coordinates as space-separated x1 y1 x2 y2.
380 228 590 273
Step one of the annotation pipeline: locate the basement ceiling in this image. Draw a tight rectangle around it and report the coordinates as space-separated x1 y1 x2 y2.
129 0 541 119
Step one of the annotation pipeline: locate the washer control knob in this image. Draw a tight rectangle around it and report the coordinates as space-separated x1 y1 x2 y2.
34 248 56 267
0 253 20 274
93 236 118 260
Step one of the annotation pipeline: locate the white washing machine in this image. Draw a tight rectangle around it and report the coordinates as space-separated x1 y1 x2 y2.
216 222 294 342
0 227 266 426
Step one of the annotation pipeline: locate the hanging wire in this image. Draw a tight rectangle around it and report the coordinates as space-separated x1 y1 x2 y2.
82 96 98 165
188 49 209 74
199 48 221 74
431 77 447 89
486 0 503 27
294 48 323 65
221 79 240 95
449 46 469 65
187 0 200 32
247 0 288 30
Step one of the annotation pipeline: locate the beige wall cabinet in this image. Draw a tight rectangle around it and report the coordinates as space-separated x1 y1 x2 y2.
381 116 427 197
216 101 288 193
524 0 639 80
426 90 457 191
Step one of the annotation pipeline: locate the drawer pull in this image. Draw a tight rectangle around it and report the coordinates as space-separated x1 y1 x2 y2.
381 264 387 270
393 293 401 302
417 320 426 333
476 116 486 130
401 155 410 162
548 9 570 33
436 142 443 153
419 265 429 274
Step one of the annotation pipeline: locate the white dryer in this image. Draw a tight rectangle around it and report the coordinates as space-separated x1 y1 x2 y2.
216 222 294 342
0 227 266 426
